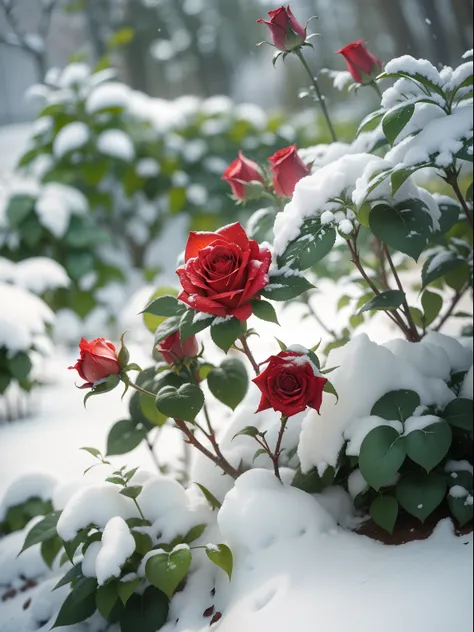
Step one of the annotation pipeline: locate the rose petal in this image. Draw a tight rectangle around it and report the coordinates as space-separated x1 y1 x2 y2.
216 223 249 251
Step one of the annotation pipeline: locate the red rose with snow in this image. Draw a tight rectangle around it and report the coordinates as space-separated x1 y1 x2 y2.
69 338 120 388
336 40 382 84
268 145 310 198
257 6 306 52
222 151 264 200
253 349 327 417
176 222 271 321
157 332 199 365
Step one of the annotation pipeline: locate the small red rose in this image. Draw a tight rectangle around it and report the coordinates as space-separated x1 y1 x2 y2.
253 349 327 418
268 145 310 198
257 5 306 52
157 331 199 365
336 40 382 84
222 151 264 200
176 222 271 321
69 338 120 388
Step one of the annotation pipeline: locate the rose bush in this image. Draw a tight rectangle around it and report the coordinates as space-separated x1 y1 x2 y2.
176 222 272 321
69 337 120 388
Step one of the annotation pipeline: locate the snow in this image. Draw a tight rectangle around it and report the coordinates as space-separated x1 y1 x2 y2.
463 49 473 59
384 55 445 87
136 158 160 178
57 63 90 89
36 183 88 238
8 258 69 295
383 338 451 381
461 367 473 399
445 460 474 475
422 332 473 372
0 524 49 587
85 82 131 113
298 334 455 475
95 517 136 585
0 474 56 522
403 414 443 434
138 477 189 523
338 219 353 235
96 129 135 162
344 416 403 456
53 122 90 159
0 283 54 354
449 485 469 498
347 469 368 499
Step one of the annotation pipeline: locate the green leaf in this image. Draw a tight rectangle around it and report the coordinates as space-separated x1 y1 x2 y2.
359 426 406 491
261 270 314 301
119 586 168 632
382 103 415 145
142 295 185 319
251 299 279 324
117 578 141 606
369 200 433 261
145 547 192 599
396 472 447 522
132 531 153 555
8 352 32 381
358 290 405 314
139 392 168 427
409 306 424 328
6 194 35 227
246 207 277 242
183 523 207 544
337 295 351 310
52 577 98 628
370 495 399 534
119 486 142 500
277 219 336 270
232 425 260 440
210 317 243 353
96 582 118 619
41 536 63 569
421 290 443 326
63 530 88 562
207 359 248 410
371 389 421 422
357 108 384 135
205 544 233 580
53 564 84 591
156 384 204 422
194 483 222 510
80 447 102 459
390 165 428 195
143 288 179 334
108 26 135 48
83 374 121 407
443 398 473 431
448 493 473 527
153 315 182 346
179 309 214 342
20 511 61 554
106 419 147 456
422 254 467 288
404 421 452 472
253 448 268 462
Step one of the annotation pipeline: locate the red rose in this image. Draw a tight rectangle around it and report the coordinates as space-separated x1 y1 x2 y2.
253 350 327 418
176 222 271 321
268 145 310 198
69 338 120 388
257 5 306 52
222 151 264 200
336 40 382 84
157 331 199 365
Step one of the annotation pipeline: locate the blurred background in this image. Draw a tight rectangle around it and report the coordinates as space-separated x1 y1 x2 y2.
1 0 473 123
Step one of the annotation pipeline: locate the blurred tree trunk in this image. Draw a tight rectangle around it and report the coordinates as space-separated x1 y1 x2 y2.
418 0 449 65
452 0 474 53
379 0 418 56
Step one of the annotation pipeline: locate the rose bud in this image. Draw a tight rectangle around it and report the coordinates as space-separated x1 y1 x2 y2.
253 349 327 417
156 331 199 365
257 5 306 52
268 145 310 198
336 40 382 84
222 151 264 201
68 338 120 388
176 222 271 321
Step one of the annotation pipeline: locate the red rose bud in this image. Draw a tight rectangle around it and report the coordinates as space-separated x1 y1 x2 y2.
257 5 306 52
336 40 382 84
157 331 199 365
268 145 310 198
69 338 120 388
176 222 271 321
253 349 327 418
222 151 264 200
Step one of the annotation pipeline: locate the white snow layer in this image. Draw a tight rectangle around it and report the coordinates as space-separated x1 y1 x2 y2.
36 183 88 238
0 473 56 522
298 334 455 475
95 516 136 585
96 129 135 162
86 82 131 113
1 258 69 294
53 122 90 159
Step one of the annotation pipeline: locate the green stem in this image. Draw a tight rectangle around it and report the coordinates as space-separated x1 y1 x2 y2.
295 48 337 142
370 81 382 99
272 416 288 482
128 381 156 398
445 169 473 228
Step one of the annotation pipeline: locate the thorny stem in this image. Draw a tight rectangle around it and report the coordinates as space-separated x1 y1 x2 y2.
295 48 338 142
434 283 470 333
302 292 338 339
445 169 473 228
145 435 162 474
237 335 260 376
272 416 288 482
383 245 421 342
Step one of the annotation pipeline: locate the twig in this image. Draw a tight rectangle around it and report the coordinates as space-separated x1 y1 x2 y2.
272 416 288 482
237 335 260 375
383 245 420 342
302 292 338 338
445 169 473 228
145 435 162 474
434 284 470 333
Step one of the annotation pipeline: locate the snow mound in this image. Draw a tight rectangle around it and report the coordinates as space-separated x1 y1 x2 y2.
8 258 69 294
95 516 136 585
0 473 56 522
0 523 48 587
96 129 135 162
53 122 90 159
36 183 88 238
86 82 131 113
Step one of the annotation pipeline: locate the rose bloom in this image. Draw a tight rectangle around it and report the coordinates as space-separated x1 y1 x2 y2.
222 151 263 200
257 5 306 52
336 40 382 84
69 338 120 388
176 222 271 321
268 145 310 198
157 332 199 365
253 350 327 417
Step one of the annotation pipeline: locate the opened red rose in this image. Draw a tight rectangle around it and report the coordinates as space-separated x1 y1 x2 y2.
69 338 120 388
157 332 199 365
336 40 382 84
257 5 306 52
253 350 327 417
176 222 271 321
222 151 264 200
269 145 310 198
